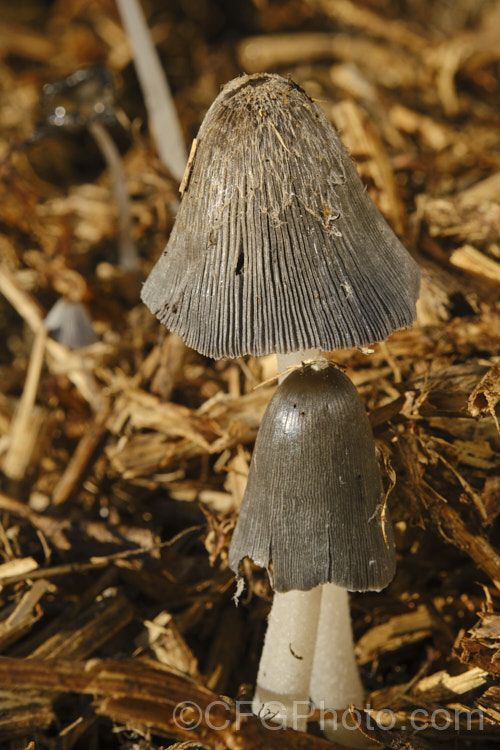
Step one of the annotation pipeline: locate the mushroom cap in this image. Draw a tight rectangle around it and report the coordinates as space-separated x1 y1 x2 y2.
229 361 396 592
44 299 97 349
142 73 420 359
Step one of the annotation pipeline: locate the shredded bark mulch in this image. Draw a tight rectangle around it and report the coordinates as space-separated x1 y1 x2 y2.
0 1 499 748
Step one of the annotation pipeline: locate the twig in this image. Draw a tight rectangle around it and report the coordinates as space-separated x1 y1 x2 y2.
2 327 47 480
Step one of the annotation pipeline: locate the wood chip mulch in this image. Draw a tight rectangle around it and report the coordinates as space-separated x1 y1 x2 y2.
0 1 499 748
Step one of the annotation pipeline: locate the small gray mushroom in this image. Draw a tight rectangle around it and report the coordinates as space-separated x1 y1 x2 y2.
142 72 420 359
44 299 97 349
229 360 395 593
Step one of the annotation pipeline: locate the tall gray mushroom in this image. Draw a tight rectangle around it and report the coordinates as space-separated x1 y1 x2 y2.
141 73 419 358
229 361 394 743
141 72 420 744
229 361 394 592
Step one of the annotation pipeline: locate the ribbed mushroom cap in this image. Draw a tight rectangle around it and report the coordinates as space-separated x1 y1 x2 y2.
142 73 420 359
229 361 396 592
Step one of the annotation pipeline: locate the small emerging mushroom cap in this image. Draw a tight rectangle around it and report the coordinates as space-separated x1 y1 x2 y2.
229 362 396 592
44 299 97 349
142 73 420 359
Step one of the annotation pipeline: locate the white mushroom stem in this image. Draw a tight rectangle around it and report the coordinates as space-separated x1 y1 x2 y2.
310 584 367 748
253 587 322 731
276 349 320 378
253 349 366 742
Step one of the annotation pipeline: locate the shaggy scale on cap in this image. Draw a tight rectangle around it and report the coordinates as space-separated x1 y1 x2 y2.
228 362 396 593
142 73 420 359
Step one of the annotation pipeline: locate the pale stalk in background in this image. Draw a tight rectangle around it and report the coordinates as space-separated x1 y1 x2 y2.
89 121 138 270
116 0 187 182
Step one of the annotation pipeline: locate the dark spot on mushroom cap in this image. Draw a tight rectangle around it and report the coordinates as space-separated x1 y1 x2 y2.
229 361 396 593
235 249 245 276
142 72 420 359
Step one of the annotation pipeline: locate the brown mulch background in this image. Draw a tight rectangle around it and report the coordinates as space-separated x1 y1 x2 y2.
1 0 500 748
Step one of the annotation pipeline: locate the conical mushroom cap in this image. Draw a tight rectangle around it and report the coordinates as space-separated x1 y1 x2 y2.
142 73 420 359
229 362 395 592
44 299 97 349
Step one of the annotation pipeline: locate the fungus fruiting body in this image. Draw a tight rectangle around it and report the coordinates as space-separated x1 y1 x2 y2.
141 73 420 358
141 72 420 745
44 299 97 349
309 582 367 746
230 360 394 742
253 583 367 744
252 586 323 731
229 361 395 593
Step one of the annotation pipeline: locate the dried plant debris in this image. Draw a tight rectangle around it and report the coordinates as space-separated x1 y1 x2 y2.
142 73 420 358
229 362 395 593
468 362 500 433
0 657 337 749
459 611 500 676
0 0 500 748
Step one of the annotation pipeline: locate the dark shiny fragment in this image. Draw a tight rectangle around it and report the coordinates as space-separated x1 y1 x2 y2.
229 362 396 592
142 73 420 359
